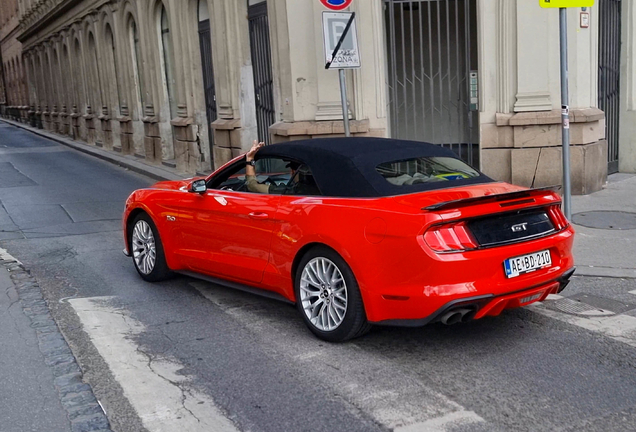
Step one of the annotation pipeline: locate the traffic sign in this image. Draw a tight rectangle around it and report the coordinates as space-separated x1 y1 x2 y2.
323 12 360 69
539 0 594 8
320 0 353 11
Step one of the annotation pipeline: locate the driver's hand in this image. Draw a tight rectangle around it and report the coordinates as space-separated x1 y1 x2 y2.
246 140 265 161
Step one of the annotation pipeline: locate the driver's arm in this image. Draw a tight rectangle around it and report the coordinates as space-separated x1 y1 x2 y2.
245 141 270 194
245 174 270 194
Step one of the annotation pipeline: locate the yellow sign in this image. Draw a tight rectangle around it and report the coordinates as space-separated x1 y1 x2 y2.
540 0 594 7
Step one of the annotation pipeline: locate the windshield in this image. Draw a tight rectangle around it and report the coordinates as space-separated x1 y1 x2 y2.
376 157 480 186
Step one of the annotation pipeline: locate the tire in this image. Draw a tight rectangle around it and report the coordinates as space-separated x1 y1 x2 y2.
295 246 371 342
130 213 172 282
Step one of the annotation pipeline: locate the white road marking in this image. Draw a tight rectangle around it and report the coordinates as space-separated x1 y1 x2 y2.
0 247 20 264
396 410 487 432
528 301 636 348
190 281 485 431
69 297 239 432
629 290 636 296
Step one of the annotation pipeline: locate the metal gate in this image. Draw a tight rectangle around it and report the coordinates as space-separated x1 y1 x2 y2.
248 2 275 145
198 18 217 163
598 0 621 174
385 0 479 167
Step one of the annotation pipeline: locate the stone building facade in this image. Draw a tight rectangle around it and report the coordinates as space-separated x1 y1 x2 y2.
0 0 28 120
3 0 635 192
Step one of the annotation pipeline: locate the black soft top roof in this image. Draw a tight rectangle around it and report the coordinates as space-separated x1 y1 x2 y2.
257 137 494 198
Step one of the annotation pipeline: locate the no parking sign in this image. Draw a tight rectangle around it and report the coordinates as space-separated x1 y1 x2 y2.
320 0 353 11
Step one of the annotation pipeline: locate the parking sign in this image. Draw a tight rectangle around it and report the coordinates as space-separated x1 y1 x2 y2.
322 12 360 69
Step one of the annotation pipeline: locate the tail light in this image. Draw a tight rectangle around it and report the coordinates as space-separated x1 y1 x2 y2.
548 205 569 230
424 222 478 252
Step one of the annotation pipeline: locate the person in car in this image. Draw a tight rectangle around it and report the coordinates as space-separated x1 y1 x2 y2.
245 140 315 195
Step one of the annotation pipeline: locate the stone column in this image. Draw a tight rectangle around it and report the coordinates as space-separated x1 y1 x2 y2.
143 106 163 164
208 0 258 168
513 0 552 112
119 105 134 155
84 106 96 144
267 0 386 144
99 107 113 150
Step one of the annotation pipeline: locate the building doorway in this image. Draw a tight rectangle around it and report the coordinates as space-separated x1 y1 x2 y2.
248 0 275 145
598 0 621 174
384 0 479 167
198 0 217 165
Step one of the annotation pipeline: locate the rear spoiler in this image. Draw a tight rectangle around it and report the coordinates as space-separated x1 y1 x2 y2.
423 186 562 211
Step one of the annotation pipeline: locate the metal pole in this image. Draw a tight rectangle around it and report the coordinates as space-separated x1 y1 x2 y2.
339 68 351 137
559 8 572 220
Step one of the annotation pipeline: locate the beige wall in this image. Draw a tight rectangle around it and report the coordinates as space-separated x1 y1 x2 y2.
478 2 607 193
619 1 636 173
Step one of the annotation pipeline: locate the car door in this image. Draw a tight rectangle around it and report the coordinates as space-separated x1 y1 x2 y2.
176 157 292 284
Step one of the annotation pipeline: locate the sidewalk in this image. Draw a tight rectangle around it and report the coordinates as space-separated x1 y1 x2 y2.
571 173 636 279
0 118 183 182
1 118 634 280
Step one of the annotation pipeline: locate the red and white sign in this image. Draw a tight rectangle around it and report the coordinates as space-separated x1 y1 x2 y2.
320 0 353 11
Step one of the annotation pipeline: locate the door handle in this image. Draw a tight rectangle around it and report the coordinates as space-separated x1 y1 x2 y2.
248 212 269 220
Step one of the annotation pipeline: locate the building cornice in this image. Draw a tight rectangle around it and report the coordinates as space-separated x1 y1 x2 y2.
17 0 82 43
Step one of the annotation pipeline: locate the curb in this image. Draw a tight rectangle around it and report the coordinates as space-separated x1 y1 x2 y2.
575 266 636 280
1 253 112 432
0 118 183 182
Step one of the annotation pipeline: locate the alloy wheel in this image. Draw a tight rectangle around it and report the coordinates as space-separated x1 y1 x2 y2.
132 220 156 275
299 257 348 331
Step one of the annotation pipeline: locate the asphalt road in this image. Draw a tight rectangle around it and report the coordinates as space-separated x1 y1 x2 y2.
1 121 636 432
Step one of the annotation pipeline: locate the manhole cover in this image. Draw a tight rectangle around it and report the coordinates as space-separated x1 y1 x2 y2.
545 293 636 317
572 211 636 230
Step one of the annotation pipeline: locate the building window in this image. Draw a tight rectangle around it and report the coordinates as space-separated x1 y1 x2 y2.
105 24 122 115
128 19 145 119
160 5 177 119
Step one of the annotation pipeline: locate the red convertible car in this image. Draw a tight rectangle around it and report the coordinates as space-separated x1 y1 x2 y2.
123 138 575 342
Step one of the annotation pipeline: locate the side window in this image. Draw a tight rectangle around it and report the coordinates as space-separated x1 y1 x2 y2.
284 164 322 196
209 157 296 194
209 162 247 191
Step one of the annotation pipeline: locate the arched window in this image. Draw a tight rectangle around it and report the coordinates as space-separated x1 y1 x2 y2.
88 32 103 112
160 5 177 119
62 45 71 110
105 24 122 114
128 18 144 119
74 38 87 112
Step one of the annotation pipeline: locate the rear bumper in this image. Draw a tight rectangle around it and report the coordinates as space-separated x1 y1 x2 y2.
361 225 575 323
371 267 575 327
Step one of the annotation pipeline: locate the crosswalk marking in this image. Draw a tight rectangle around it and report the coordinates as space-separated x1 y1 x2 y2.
528 300 636 348
69 297 239 432
396 411 487 432
190 281 485 432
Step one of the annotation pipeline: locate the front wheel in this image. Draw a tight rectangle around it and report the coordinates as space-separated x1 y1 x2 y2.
130 213 171 282
295 247 371 342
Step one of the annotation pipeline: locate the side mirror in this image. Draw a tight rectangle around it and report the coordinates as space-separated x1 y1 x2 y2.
189 179 207 194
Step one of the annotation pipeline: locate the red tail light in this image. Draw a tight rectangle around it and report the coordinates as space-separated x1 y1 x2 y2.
548 205 569 230
424 222 478 252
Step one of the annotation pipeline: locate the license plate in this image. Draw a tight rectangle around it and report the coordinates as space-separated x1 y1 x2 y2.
504 250 552 278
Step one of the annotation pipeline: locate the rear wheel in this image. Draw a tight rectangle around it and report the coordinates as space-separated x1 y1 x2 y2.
295 247 371 342
130 213 171 282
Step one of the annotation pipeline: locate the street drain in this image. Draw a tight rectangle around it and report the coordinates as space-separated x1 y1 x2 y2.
546 293 636 317
572 211 636 230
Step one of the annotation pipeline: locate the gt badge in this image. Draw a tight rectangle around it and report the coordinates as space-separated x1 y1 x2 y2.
511 223 528 233
167 215 176 222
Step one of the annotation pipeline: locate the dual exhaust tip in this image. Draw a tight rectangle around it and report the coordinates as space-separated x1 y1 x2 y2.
440 308 475 325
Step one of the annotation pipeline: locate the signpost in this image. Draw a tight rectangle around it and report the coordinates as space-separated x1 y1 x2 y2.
539 0 594 220
323 11 360 137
